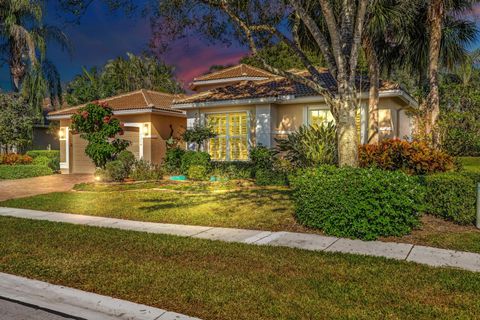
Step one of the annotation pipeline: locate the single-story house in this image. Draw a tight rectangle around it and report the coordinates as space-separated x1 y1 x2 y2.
48 64 417 173
173 64 417 161
48 89 186 174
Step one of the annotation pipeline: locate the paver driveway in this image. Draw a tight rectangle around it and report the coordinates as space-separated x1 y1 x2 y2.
0 175 93 201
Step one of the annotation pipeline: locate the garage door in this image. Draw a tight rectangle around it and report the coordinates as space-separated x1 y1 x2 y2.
124 126 140 159
70 127 140 174
70 134 96 174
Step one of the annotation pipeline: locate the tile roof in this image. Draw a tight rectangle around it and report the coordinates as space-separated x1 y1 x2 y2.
192 64 274 82
48 89 185 117
176 69 402 105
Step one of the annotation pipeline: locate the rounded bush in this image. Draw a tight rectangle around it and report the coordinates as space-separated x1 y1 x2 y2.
188 165 208 181
32 156 51 167
117 150 136 173
105 160 128 182
180 151 210 174
290 166 425 240
131 159 163 181
423 173 476 225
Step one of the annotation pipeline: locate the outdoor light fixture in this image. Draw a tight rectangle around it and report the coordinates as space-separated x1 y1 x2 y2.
143 123 150 137
58 127 66 140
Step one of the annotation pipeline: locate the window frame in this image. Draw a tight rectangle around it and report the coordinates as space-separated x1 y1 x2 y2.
204 110 251 161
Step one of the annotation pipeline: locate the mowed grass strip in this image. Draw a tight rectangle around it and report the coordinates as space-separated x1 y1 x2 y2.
0 187 307 232
1 217 480 320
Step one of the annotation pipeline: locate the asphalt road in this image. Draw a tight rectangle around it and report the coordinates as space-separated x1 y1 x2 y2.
0 298 77 320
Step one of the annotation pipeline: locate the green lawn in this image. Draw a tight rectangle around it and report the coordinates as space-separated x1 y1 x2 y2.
1 182 308 233
1 217 480 320
459 156 480 172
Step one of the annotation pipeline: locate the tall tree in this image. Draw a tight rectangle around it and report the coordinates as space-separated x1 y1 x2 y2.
152 0 368 167
0 0 69 110
424 0 477 146
66 53 184 105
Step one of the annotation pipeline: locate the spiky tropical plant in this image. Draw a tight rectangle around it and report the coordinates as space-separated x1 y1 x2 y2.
275 122 337 168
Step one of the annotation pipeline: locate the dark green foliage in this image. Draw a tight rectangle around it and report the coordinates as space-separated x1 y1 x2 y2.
188 165 208 181
26 150 60 160
211 161 254 179
180 151 211 175
255 168 288 186
290 166 424 240
439 79 480 156
181 123 217 151
0 165 53 179
70 103 130 168
423 173 477 225
31 156 58 171
164 147 185 174
131 160 163 181
249 146 274 170
66 53 184 105
117 150 135 173
275 123 337 168
0 94 35 152
105 160 128 182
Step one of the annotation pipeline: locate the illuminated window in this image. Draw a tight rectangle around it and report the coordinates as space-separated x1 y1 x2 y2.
207 112 248 161
308 109 335 126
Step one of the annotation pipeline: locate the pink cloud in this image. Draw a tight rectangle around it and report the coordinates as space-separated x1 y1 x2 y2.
161 37 249 89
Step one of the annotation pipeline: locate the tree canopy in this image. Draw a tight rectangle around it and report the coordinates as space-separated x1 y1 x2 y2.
66 53 184 105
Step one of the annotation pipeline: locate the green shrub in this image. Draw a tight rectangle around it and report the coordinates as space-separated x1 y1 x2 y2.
117 150 135 173
423 173 476 225
290 166 424 240
0 153 33 165
105 160 129 182
31 155 59 172
180 151 210 174
188 165 208 180
249 146 274 170
26 150 60 160
275 123 337 168
0 165 53 180
211 161 254 179
164 147 185 174
94 168 109 182
255 168 288 186
131 159 163 181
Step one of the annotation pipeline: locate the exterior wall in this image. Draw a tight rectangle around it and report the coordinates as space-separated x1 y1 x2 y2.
31 126 59 150
182 95 414 159
57 113 186 174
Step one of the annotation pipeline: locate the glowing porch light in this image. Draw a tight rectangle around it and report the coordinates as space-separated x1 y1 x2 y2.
143 123 150 136
58 127 66 140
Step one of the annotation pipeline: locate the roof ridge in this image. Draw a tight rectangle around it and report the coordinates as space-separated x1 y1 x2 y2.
140 89 154 106
193 63 273 82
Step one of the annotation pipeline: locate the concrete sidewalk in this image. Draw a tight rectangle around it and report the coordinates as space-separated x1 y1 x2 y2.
1 207 480 272
0 273 199 320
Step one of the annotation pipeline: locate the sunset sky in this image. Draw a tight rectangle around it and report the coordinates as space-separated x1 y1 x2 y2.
0 1 479 91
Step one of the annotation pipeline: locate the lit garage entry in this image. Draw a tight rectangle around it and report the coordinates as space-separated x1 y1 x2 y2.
68 126 140 174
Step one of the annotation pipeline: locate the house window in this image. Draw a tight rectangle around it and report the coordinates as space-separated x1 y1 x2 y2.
207 112 248 161
308 108 335 126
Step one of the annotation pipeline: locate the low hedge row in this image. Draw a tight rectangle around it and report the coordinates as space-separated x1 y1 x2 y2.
26 150 60 160
290 166 424 240
0 165 53 180
423 172 478 225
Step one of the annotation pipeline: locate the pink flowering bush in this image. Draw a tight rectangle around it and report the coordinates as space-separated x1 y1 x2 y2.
70 102 129 168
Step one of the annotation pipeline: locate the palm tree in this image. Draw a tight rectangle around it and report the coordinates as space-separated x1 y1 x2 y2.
424 0 478 146
0 0 70 95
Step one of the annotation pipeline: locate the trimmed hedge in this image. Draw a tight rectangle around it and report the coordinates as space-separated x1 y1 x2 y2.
290 166 424 240
26 150 60 159
423 173 477 225
180 151 211 174
0 165 53 180
211 161 254 180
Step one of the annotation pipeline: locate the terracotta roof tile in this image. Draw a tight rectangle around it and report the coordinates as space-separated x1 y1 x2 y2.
193 64 274 82
175 69 403 105
49 89 184 117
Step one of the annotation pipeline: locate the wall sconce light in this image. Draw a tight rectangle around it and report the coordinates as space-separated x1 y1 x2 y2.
58 127 66 140
143 123 150 137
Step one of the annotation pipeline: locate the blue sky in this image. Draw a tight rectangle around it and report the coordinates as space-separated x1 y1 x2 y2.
0 1 479 91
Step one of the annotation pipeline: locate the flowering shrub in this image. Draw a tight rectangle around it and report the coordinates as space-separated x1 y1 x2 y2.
70 102 130 168
0 154 33 165
359 139 454 175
